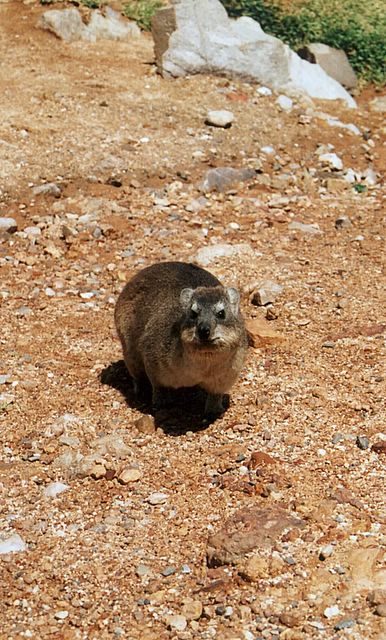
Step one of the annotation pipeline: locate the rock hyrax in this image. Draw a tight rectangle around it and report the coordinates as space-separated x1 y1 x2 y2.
114 261 247 416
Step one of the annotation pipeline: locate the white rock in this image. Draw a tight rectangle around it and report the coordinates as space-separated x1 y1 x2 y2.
256 86 272 96
0 217 17 233
206 109 234 128
43 482 70 498
39 7 140 43
0 533 27 554
199 166 255 192
261 146 275 155
288 221 322 235
24 226 41 237
148 492 168 505
165 615 187 632
194 242 256 266
324 605 341 618
276 95 293 111
319 153 343 171
32 182 61 196
153 0 356 107
87 7 140 41
317 112 360 135
55 610 69 620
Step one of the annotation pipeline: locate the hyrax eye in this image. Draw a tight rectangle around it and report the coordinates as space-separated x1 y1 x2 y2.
216 309 226 319
190 308 199 319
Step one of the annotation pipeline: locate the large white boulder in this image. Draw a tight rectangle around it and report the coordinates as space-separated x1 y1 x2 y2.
152 0 356 108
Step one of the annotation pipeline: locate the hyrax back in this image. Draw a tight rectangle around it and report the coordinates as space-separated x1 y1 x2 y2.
114 261 247 416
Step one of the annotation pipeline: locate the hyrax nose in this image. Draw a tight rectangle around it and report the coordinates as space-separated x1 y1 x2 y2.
197 322 211 341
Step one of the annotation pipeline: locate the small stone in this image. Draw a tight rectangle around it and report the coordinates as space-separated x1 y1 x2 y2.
371 441 386 455
43 482 70 498
324 605 340 618
0 375 10 385
32 182 61 197
215 605 226 616
24 226 41 237
206 110 234 128
356 435 369 450
118 468 142 484
161 565 176 576
240 554 269 581
322 341 335 349
90 463 107 479
182 600 203 621
250 280 283 306
279 612 301 628
135 564 151 577
256 86 272 96
332 433 344 444
165 614 187 631
334 619 355 630
0 533 27 554
54 610 69 620
0 217 18 233
147 492 168 505
375 605 386 617
319 544 334 560
319 153 343 171
194 242 256 266
276 95 293 112
367 589 386 606
135 414 156 434
288 221 322 235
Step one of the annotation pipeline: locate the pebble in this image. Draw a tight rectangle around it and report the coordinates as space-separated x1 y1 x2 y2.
182 600 203 621
90 463 107 479
0 533 27 554
367 589 386 606
288 221 322 235
24 226 41 237
332 433 344 444
205 109 234 128
161 565 176 576
134 414 156 434
371 441 386 455
324 605 340 618
319 153 343 171
54 610 69 620
256 86 272 96
0 217 18 233
118 468 142 484
43 482 70 498
32 182 61 196
147 492 168 505
319 544 334 560
135 564 151 577
356 435 369 450
276 95 293 112
0 375 10 385
322 341 335 349
165 614 187 632
194 242 255 266
250 281 283 306
335 215 352 229
334 618 355 630
375 604 386 617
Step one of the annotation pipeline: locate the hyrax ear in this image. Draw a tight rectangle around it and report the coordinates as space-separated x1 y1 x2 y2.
180 288 194 309
226 287 240 314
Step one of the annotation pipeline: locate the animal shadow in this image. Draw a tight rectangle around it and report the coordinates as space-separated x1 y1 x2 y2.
100 360 223 435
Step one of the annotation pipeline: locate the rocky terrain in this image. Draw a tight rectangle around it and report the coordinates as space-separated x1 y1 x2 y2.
0 2 385 639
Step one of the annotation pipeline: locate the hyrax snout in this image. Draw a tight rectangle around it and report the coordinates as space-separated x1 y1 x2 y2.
114 261 248 417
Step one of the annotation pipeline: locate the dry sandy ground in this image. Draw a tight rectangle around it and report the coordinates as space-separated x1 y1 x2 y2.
0 2 385 639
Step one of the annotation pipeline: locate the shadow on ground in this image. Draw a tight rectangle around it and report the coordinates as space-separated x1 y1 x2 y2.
100 360 223 435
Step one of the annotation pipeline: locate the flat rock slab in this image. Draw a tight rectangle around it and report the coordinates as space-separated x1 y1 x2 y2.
207 506 305 566
152 0 356 107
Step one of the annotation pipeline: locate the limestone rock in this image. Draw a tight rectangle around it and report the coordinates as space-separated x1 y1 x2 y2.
194 242 256 266
198 166 255 193
205 109 234 128
39 7 140 43
152 0 356 107
297 43 357 90
245 317 284 348
0 217 17 233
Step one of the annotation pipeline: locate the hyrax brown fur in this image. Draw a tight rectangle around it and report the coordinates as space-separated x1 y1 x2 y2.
114 261 248 416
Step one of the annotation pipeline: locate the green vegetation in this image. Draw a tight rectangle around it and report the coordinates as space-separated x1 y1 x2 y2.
123 0 163 31
221 0 386 84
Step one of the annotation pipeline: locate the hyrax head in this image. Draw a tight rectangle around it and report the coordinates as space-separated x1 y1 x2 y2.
179 285 242 351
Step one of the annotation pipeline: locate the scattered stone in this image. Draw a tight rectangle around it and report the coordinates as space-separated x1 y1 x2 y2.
297 43 357 89
245 317 284 348
250 280 283 306
334 618 356 630
90 463 107 480
32 182 61 197
161 565 176 576
279 612 301 628
118 468 142 484
0 375 10 385
370 96 386 113
0 533 27 554
0 217 18 233
371 441 386 455
256 86 272 96
335 215 352 229
185 196 208 213
135 564 152 578
198 166 255 193
326 178 348 193
152 0 356 106
148 492 168 505
194 242 256 266
39 7 140 43
375 605 386 618
205 110 234 128
181 600 203 620
240 553 269 582
165 614 187 632
134 414 156 434
324 605 340 618
319 153 343 171
319 544 334 560
43 482 70 498
276 95 293 112
289 221 322 235
367 589 386 606
55 610 69 620
207 506 305 566
356 435 370 450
